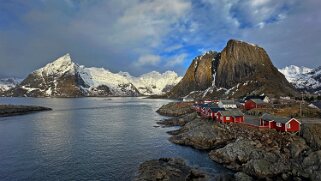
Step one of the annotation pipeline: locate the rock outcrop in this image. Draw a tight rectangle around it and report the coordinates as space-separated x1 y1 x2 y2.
156 102 194 117
135 158 210 181
301 123 321 150
168 51 217 98
168 39 298 99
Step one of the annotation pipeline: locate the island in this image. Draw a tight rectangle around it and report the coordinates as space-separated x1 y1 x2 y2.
0 104 52 117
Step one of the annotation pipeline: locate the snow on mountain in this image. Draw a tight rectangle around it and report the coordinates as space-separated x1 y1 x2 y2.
279 65 321 94
278 65 312 82
0 78 22 92
124 71 182 95
35 53 76 76
3 54 182 97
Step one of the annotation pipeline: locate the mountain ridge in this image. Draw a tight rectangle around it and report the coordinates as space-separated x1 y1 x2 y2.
2 54 182 97
279 65 321 94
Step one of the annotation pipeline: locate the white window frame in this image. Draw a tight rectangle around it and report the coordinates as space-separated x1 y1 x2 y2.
226 117 230 120
276 123 282 127
287 123 291 129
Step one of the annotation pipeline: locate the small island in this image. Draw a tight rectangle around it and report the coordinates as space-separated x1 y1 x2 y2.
0 104 52 117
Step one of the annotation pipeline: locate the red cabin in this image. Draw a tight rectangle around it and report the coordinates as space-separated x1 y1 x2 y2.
260 113 301 132
245 99 267 110
208 107 225 120
217 109 244 123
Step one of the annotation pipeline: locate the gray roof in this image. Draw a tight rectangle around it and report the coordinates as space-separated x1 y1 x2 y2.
249 99 265 104
261 113 292 124
220 109 244 117
219 100 236 104
311 102 321 110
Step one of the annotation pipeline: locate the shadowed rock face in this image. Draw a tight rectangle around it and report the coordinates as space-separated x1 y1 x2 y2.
168 51 218 98
215 40 297 97
168 39 297 98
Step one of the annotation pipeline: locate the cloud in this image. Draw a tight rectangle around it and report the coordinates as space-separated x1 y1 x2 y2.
0 0 320 78
136 54 161 66
165 53 188 67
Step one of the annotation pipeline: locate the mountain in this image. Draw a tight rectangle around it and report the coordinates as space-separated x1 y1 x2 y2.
167 51 218 98
279 65 321 94
4 54 181 97
0 78 22 94
168 39 298 99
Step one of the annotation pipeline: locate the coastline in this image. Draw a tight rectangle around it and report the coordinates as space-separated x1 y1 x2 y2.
136 102 321 181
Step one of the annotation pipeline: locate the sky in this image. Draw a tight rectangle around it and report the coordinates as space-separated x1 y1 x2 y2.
0 0 320 78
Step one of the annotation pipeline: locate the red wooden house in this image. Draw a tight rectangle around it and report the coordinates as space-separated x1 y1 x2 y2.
260 113 301 132
245 99 267 110
216 109 244 123
207 107 225 120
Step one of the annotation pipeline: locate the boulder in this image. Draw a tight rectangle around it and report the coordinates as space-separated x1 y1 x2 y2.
135 158 210 181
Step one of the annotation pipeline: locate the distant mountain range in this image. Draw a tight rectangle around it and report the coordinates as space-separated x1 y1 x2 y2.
1 41 320 98
279 65 321 94
0 78 21 93
0 54 181 97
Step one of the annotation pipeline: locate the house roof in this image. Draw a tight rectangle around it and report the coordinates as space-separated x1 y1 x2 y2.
310 101 321 110
209 107 225 112
219 109 244 117
243 95 268 101
261 113 294 124
219 100 237 105
200 103 218 108
249 99 265 104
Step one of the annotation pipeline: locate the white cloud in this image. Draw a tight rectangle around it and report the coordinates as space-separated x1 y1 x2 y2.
136 54 161 66
165 53 188 67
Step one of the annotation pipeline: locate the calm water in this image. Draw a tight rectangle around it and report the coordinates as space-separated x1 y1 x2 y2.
0 97 228 180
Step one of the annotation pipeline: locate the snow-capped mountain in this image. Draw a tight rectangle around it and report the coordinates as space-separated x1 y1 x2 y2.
4 54 181 97
279 65 321 94
0 78 22 93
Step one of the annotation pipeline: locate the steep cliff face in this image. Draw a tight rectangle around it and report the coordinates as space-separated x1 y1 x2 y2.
214 40 297 97
168 39 297 98
168 51 218 98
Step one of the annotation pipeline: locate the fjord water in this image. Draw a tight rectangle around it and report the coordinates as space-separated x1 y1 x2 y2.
0 97 227 180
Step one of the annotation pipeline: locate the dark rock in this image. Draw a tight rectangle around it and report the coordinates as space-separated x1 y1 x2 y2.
156 102 194 117
302 150 321 181
157 112 197 127
301 123 321 151
135 158 210 181
0 104 52 117
234 172 253 181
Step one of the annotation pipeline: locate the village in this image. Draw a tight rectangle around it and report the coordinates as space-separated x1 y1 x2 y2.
190 95 321 134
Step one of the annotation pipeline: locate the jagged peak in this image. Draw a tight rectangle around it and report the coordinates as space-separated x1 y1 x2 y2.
51 53 73 65
35 53 76 75
227 39 259 48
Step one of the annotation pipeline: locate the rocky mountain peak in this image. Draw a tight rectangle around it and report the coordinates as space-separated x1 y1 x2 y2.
168 39 297 98
36 53 76 76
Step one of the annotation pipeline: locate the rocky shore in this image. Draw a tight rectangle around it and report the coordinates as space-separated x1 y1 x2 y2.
0 104 52 117
136 102 321 181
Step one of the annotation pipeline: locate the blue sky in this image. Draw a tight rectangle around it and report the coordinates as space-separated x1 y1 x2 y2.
0 0 320 77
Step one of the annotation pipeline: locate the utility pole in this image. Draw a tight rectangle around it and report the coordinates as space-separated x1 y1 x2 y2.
300 92 303 117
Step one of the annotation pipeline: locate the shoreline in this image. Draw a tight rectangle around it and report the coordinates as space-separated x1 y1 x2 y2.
136 102 321 181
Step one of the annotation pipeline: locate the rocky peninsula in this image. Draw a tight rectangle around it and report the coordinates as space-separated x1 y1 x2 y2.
136 102 321 181
0 104 52 117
